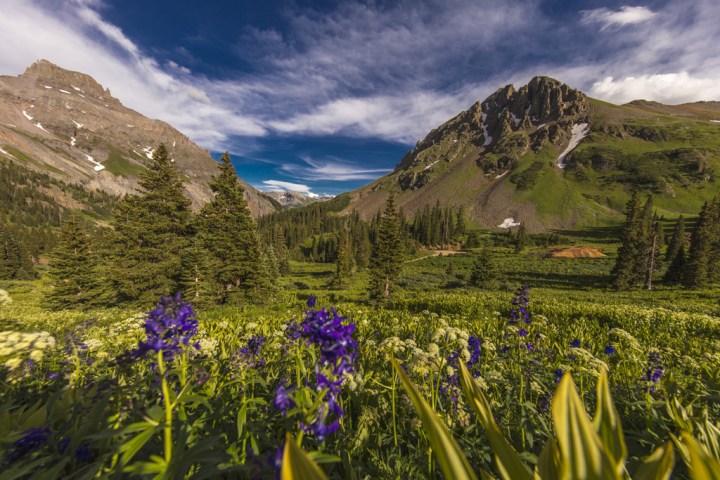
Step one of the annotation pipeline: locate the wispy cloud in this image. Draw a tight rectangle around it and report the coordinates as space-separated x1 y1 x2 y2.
581 5 656 30
279 155 392 182
260 180 318 197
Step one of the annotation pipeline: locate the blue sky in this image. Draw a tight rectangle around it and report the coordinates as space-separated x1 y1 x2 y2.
1 0 719 196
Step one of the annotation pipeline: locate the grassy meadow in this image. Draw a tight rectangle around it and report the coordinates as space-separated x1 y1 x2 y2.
1 241 719 479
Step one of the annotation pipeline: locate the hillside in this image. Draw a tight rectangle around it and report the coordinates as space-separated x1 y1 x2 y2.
0 60 277 216
345 76 720 231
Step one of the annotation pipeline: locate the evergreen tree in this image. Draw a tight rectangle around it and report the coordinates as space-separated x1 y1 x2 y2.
665 215 685 262
179 238 214 309
469 249 498 288
46 216 108 309
643 219 662 290
0 217 35 280
683 197 720 288
368 193 403 300
332 230 353 288
514 223 529 253
196 152 271 303
272 225 291 275
611 192 648 290
107 144 192 304
663 243 686 284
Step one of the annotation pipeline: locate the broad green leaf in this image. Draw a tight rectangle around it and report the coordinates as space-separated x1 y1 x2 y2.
281 432 329 480
535 438 561 480
458 362 532 480
634 442 675 480
118 423 159 467
592 369 627 474
551 373 619 480
682 432 720 480
393 359 478 480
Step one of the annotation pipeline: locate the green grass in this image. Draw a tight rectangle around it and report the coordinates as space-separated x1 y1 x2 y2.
102 149 146 177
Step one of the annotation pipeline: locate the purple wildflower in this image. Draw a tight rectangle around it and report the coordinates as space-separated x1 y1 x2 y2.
274 381 295 414
5 427 50 463
604 345 616 355
570 339 581 348
133 293 199 361
554 368 564 384
306 295 317 308
643 351 664 392
467 335 481 366
509 285 531 324
518 328 528 337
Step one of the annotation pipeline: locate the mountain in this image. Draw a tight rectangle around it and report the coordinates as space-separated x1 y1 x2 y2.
263 190 327 208
345 77 720 231
0 60 276 216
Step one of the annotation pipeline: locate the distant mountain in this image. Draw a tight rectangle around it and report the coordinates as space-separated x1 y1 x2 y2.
345 76 720 230
263 190 330 208
0 60 277 216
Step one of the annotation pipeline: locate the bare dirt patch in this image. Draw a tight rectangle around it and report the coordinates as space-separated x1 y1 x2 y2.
546 246 607 258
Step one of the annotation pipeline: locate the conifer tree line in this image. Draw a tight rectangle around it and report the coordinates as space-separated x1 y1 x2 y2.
612 192 720 290
46 146 281 309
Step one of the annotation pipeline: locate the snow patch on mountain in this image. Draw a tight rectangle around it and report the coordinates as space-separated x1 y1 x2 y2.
498 217 521 229
557 123 589 168
22 110 33 120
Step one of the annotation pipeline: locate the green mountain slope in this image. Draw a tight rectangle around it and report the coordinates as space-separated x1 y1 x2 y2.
345 77 720 231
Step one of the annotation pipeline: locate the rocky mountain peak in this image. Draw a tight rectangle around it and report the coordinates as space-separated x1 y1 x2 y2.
22 60 110 99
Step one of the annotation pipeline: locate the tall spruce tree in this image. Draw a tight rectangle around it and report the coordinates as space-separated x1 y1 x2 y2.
46 215 107 309
332 230 354 288
665 215 685 262
469 249 498 288
0 219 35 280
197 152 271 304
514 223 529 253
612 192 653 290
179 237 213 309
368 193 403 300
683 197 720 288
107 144 192 304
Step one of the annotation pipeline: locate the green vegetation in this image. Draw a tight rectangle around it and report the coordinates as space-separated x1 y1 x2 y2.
102 149 146 177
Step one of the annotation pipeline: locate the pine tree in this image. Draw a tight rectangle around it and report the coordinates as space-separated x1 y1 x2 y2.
368 193 403 300
514 223 529 253
272 225 291 275
196 152 271 304
665 215 685 262
663 243 686 284
683 197 720 288
332 230 353 288
611 192 649 290
107 144 192 304
643 219 662 290
0 218 35 280
469 249 498 288
179 238 214 309
46 216 107 309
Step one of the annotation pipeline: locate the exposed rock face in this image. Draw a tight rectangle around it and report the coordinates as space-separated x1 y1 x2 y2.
409 76 589 163
0 60 276 216
263 190 322 208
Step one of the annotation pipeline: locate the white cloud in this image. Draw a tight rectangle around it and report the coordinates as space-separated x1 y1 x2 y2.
581 5 656 30
260 180 318 197
279 155 392 182
0 0 266 148
590 73 720 104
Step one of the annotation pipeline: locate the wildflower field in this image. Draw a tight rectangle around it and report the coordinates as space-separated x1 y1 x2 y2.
1 253 720 479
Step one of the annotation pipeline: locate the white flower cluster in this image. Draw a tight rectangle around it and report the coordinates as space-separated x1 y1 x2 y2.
608 328 642 352
0 330 56 369
0 289 12 306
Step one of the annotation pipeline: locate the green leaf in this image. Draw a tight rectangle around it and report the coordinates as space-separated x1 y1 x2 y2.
281 432 329 480
458 362 532 480
682 432 720 480
634 442 675 480
551 373 619 480
118 423 159 468
393 359 478 480
592 369 627 474
535 438 562 480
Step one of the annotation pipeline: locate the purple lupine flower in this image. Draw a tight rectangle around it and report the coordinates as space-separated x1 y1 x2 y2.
643 351 664 392
554 369 564 384
570 339 581 348
467 335 482 366
518 328 528 337
509 285 531 324
604 345 616 355
274 381 295 414
5 427 50 463
132 293 199 361
306 295 317 308
526 343 535 351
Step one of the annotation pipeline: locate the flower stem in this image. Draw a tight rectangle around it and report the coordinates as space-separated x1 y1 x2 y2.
158 350 173 467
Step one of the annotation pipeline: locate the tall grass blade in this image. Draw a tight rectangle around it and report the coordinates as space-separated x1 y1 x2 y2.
392 358 478 480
